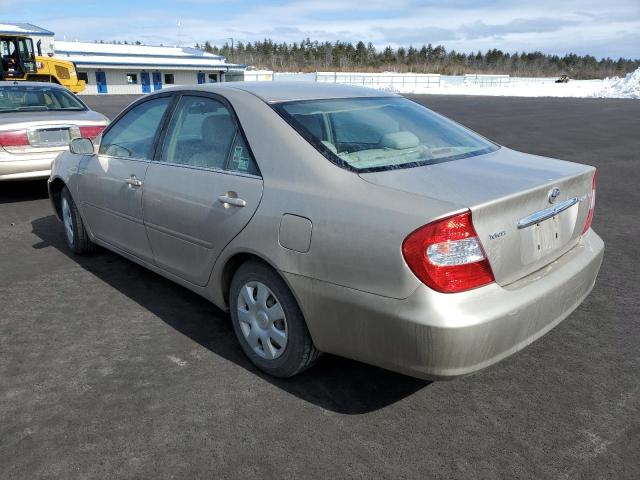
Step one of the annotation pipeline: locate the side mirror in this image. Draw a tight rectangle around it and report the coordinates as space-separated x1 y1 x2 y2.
70 137 94 155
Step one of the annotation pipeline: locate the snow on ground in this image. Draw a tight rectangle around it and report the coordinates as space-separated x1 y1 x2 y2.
370 68 640 99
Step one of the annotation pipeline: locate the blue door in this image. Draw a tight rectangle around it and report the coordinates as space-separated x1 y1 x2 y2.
141 72 151 93
95 71 107 94
197 72 205 84
152 72 162 91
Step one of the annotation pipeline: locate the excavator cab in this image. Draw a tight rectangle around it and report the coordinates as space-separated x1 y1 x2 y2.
1 36 38 80
0 35 84 93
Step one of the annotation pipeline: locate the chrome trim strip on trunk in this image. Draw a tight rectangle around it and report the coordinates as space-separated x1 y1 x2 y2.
517 197 579 229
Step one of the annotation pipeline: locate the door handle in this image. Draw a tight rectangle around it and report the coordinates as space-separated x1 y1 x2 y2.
125 175 143 187
218 194 246 207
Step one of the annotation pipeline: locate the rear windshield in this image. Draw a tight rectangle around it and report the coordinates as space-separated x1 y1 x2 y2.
0 84 86 113
274 97 498 172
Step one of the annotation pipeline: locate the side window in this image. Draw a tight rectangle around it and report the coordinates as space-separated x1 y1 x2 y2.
99 97 170 159
161 95 235 170
227 134 259 175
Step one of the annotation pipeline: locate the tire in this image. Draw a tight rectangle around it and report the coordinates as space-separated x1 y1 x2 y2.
230 260 321 377
61 186 94 254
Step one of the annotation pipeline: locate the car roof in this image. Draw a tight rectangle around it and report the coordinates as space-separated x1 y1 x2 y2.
0 81 67 89
162 81 398 103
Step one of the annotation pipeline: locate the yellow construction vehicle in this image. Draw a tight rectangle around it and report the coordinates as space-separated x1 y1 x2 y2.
1 34 85 93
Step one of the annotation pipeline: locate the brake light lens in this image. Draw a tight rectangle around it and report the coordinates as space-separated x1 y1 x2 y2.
79 125 106 139
402 211 495 293
0 129 29 147
582 170 597 234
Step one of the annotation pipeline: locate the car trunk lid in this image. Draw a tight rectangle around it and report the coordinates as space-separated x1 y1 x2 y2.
0 111 107 153
359 147 595 286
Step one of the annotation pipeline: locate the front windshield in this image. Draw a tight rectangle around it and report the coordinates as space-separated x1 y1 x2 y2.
0 84 86 113
275 97 498 172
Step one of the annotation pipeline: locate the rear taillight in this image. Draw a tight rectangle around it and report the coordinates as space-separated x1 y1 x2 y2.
0 129 29 147
79 125 105 139
582 170 597 234
402 210 495 293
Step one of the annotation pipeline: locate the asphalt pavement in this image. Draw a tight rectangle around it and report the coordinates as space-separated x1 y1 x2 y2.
1 93 639 479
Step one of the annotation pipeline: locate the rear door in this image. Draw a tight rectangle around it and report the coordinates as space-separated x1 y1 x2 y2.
77 95 172 263
142 93 263 286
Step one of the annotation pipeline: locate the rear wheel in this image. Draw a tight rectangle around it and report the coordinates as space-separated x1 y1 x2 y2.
230 260 320 377
61 186 94 254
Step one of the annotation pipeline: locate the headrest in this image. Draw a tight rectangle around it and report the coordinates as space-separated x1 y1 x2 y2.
25 92 42 106
380 131 420 149
201 114 235 147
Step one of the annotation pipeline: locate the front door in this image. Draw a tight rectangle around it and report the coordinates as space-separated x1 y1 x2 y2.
197 72 205 84
142 94 263 286
152 72 162 91
141 72 151 93
95 71 107 94
77 96 172 262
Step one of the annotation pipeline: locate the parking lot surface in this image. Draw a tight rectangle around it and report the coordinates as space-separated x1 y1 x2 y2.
1 94 639 479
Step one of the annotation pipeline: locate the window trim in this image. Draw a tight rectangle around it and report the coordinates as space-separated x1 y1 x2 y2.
97 92 177 162
152 90 262 178
77 71 89 84
271 96 500 174
126 73 138 85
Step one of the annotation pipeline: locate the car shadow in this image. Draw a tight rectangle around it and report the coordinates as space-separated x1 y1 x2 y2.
1 180 49 204
31 214 431 414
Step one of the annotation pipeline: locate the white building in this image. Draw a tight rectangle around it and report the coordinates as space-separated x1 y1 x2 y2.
54 41 246 95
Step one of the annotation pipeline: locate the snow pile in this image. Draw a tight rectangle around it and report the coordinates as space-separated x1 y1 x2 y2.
596 68 640 99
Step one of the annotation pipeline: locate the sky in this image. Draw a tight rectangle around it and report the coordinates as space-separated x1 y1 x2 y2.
7 0 640 59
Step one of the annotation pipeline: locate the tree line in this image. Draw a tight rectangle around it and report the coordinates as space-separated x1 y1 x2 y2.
195 39 639 79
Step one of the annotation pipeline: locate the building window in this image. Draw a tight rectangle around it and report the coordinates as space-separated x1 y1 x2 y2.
77 72 89 83
164 73 175 84
126 73 138 84
208 73 218 83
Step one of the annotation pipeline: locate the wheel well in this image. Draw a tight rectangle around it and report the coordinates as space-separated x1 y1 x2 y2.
221 253 275 306
49 178 66 219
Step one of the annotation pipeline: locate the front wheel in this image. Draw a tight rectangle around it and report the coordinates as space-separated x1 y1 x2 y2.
61 186 94 254
230 260 320 377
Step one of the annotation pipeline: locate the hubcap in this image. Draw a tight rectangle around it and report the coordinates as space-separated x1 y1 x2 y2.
237 281 288 360
61 197 74 246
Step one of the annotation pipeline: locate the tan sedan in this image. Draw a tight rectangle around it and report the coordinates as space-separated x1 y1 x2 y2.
48 83 604 379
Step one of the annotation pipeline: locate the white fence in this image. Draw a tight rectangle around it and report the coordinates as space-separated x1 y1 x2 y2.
464 74 510 87
243 70 274 82
316 72 441 89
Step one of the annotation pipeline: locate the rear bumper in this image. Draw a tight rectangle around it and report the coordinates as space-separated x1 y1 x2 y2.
286 230 604 379
0 151 59 181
